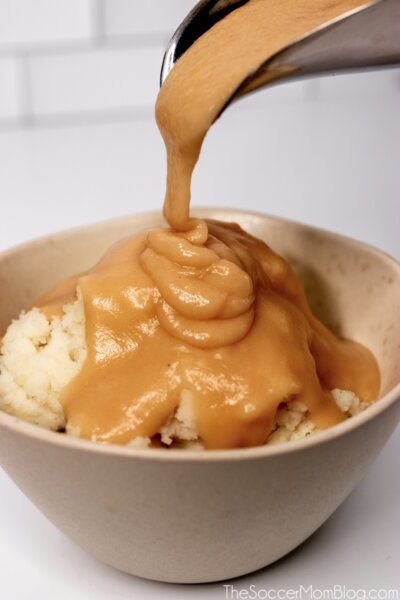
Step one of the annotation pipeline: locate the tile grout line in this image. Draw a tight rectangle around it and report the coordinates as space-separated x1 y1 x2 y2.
0 105 154 133
15 50 35 128
0 32 170 60
91 0 107 46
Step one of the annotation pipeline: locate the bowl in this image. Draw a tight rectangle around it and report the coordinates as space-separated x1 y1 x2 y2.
0 209 399 584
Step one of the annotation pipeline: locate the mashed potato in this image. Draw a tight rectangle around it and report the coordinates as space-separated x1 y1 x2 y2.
0 292 368 448
0 293 86 431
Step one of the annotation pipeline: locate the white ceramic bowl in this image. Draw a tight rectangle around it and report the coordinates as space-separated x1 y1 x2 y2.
0 209 399 583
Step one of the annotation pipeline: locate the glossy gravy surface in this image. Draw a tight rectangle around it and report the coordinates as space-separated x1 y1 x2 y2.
37 220 379 448
36 0 380 448
156 0 370 230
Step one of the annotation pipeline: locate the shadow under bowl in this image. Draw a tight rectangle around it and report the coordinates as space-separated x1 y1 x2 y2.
0 209 399 583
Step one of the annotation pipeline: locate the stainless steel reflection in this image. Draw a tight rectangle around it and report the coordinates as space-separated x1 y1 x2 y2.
160 0 400 119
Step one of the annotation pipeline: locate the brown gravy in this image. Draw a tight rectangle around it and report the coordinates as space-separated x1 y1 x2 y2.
37 220 379 448
156 0 370 231
36 0 379 448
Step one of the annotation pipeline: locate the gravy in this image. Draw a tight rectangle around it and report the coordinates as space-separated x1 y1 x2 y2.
36 0 379 448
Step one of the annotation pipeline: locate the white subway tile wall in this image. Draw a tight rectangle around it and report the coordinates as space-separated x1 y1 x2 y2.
0 0 94 47
29 45 164 116
0 0 189 128
0 0 399 129
0 56 22 120
103 0 190 36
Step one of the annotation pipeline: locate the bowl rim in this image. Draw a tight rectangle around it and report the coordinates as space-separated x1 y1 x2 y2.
0 208 399 463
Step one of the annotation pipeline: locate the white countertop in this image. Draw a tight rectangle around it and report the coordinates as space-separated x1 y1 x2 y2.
0 70 399 598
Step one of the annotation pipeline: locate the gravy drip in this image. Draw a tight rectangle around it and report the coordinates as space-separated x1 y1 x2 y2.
156 0 370 230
